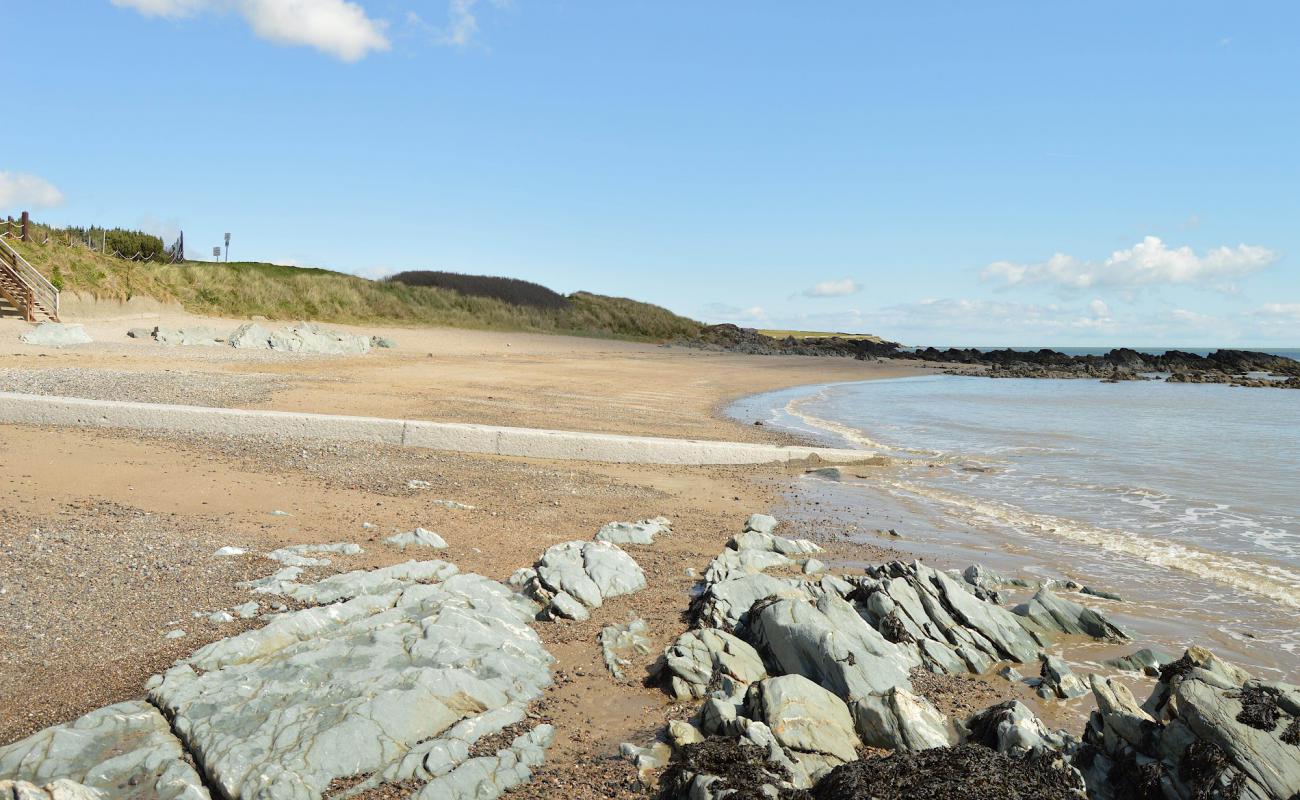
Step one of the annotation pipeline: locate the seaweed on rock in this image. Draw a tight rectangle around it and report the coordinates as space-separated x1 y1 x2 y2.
658 738 805 800
809 745 1085 800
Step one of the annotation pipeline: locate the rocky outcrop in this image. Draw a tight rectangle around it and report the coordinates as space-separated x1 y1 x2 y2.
594 517 671 545
963 700 1074 758
659 628 768 702
0 702 208 800
266 541 363 567
1083 646 1300 800
1036 654 1089 700
1014 587 1130 642
514 540 646 621
747 675 861 782
852 687 954 752
1104 647 1171 676
19 323 92 347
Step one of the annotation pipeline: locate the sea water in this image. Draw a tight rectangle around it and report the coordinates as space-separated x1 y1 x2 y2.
730 374 1300 680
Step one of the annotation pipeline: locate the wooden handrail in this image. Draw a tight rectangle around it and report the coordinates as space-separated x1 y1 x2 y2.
0 238 59 321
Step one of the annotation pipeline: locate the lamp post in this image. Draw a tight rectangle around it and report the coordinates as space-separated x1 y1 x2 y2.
224 232 231 263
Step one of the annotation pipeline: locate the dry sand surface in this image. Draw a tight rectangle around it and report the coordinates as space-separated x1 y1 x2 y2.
0 315 1027 798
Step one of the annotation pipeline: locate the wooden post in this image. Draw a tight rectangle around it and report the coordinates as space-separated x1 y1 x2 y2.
20 211 29 242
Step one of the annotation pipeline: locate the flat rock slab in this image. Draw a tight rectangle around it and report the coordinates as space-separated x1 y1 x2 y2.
147 567 553 800
594 517 671 545
0 701 208 800
383 528 448 551
518 540 646 619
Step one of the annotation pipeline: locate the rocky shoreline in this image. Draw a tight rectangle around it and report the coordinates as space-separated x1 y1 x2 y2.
677 325 1300 388
5 512 1295 800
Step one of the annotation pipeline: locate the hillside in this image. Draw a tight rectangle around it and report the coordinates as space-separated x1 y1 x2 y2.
9 239 703 341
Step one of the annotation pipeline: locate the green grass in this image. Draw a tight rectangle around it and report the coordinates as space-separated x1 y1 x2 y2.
11 239 703 341
759 328 883 342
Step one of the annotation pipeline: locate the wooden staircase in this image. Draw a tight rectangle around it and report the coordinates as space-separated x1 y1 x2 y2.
0 237 59 322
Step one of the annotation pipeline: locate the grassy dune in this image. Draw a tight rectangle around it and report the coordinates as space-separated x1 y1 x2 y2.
759 328 884 342
12 239 702 341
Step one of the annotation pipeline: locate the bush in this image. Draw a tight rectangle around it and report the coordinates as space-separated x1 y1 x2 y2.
387 271 571 310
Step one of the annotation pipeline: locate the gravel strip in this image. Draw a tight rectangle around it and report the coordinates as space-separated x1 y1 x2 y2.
0 367 293 407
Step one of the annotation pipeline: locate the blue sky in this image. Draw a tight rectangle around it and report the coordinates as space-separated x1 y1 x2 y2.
3 1 1297 346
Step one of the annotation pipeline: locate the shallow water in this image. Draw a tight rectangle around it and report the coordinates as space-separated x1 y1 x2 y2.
730 374 1300 681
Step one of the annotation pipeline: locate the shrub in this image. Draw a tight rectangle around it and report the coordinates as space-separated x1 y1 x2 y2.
387 271 571 310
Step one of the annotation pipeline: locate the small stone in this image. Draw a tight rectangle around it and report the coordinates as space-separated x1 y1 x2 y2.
163 629 186 639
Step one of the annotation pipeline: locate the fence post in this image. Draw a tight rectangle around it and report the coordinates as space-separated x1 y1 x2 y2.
20 211 30 242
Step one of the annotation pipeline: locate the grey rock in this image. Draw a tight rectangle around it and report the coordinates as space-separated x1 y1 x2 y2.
0 701 208 800
431 499 475 510
266 542 363 567
20 323 92 347
1081 585 1124 602
805 466 845 481
802 558 826 575
207 611 235 624
744 514 779 534
163 629 186 639
921 563 1041 663
406 479 432 490
384 528 448 551
998 665 1024 682
704 547 792 582
0 780 105 800
541 591 588 621
747 674 860 781
126 327 153 339
258 560 459 605
411 725 554 800
152 327 225 347
214 546 247 557
748 595 916 701
1036 654 1089 700
231 601 260 620
729 530 822 557
963 700 1072 756
369 336 396 349
599 617 651 679
667 720 704 748
660 629 767 702
1014 587 1130 642
851 687 954 751
691 573 812 633
228 323 274 349
264 322 371 355
594 516 671 545
526 540 646 616
148 570 552 800
1105 647 1172 676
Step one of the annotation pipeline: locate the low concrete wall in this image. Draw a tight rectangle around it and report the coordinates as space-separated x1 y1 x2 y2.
0 391 873 466
58 292 186 321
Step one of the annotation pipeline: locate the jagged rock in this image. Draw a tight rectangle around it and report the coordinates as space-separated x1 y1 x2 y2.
370 336 396 349
0 701 209 800
704 547 793 582
1087 648 1300 800
20 323 92 347
409 725 554 800
802 558 826 575
1014 587 1129 642
748 595 916 700
963 700 1072 756
1080 586 1123 602
1104 647 1172 676
266 542 363 567
521 540 646 618
599 617 652 679
660 628 767 702
668 721 705 748
690 573 811 633
1037 654 1088 700
747 675 861 781
542 591 588 621
729 530 823 557
145 568 553 800
266 323 371 355
852 687 954 751
594 517 671 545
384 528 448 551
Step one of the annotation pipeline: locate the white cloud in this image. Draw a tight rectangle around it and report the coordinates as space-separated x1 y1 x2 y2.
982 236 1278 292
803 278 860 298
702 302 769 326
111 0 390 61
1088 299 1111 319
0 172 65 209
442 0 479 46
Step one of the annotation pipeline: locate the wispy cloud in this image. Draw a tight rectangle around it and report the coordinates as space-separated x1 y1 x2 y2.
982 236 1278 292
802 278 860 298
110 0 390 62
0 171 65 209
701 302 768 326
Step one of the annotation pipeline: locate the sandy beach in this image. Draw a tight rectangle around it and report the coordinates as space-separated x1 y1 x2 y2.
0 316 942 795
